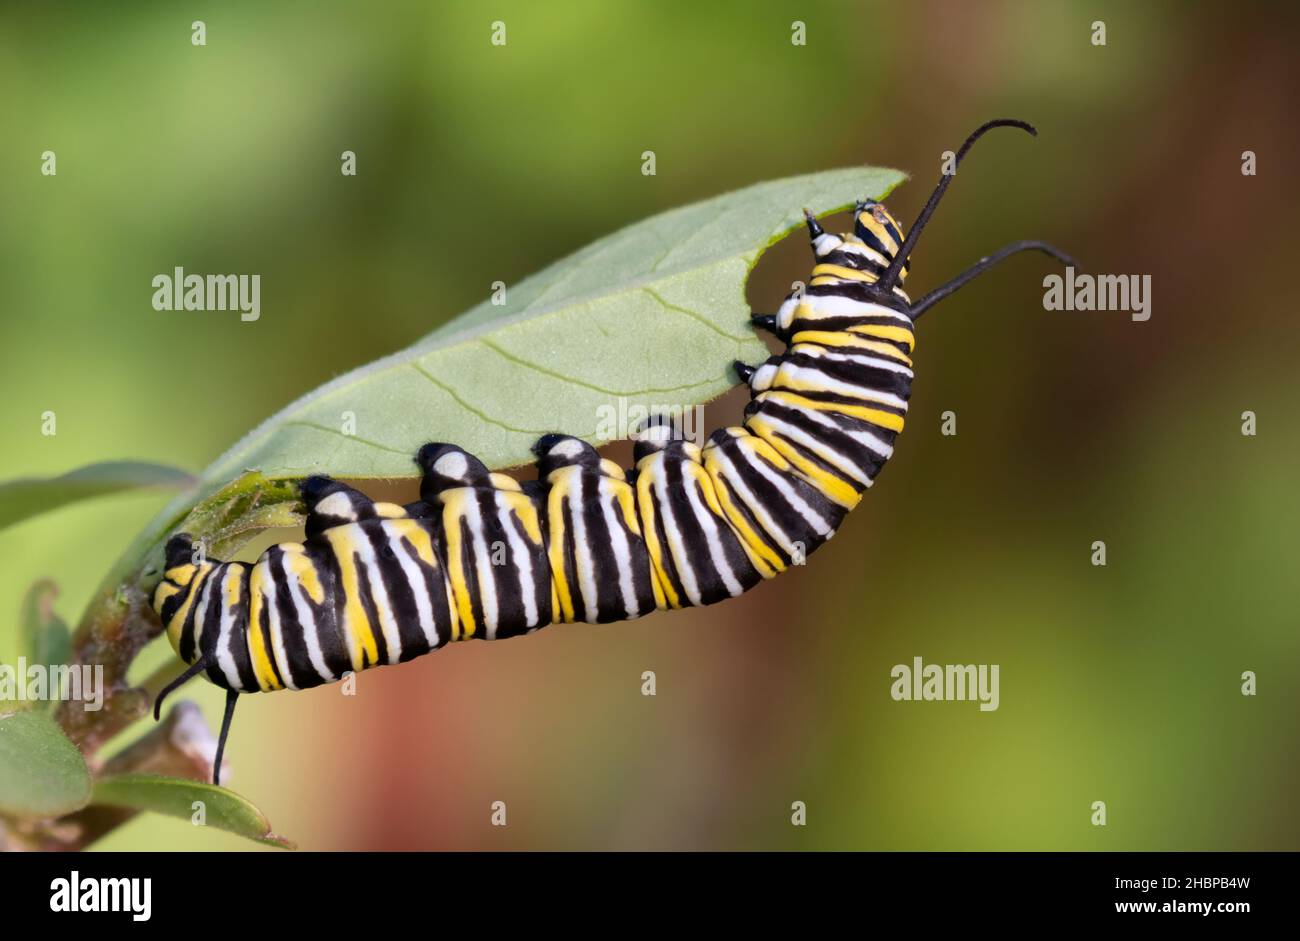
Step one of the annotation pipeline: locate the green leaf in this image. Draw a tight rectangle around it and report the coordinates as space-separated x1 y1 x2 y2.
0 461 196 533
90 773 294 848
19 579 72 668
199 166 904 485
17 581 72 713
76 167 903 641
0 709 92 818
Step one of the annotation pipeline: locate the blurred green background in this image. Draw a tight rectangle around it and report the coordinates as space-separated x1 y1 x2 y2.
2 0 1298 850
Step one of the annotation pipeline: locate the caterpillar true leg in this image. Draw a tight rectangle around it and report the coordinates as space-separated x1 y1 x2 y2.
213 688 239 786
152 651 214 720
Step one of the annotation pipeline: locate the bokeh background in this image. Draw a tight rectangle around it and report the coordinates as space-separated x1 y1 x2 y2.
2 0 1298 850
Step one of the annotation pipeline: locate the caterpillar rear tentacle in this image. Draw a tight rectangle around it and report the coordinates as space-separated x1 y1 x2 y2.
151 118 1077 783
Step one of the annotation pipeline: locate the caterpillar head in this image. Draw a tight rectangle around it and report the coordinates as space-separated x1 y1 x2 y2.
850 200 910 284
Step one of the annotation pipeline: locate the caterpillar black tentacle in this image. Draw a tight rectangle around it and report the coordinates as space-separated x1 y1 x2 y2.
151 119 1076 782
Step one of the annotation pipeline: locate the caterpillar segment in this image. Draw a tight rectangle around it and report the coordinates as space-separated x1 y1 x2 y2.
151 118 1079 783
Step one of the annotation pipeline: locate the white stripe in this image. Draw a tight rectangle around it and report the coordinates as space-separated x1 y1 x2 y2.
757 413 872 485
348 530 404 663
799 296 913 323
709 448 798 553
282 552 335 683
787 398 897 459
461 495 500 638
829 240 890 268
598 477 641 619
793 344 914 378
260 558 299 690
650 456 702 605
777 363 909 409
679 468 744 598
214 567 242 689
734 439 834 536
190 570 216 661
386 523 439 649
496 494 540 629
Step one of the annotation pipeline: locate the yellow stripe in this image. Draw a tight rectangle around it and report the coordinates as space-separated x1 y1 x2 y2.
324 528 381 668
280 543 325 604
386 518 438 568
760 390 906 433
811 263 878 283
223 568 243 608
747 416 862 508
502 491 543 545
546 470 577 623
772 371 907 414
790 331 913 366
153 581 181 624
164 564 196 587
856 211 900 254
701 457 782 577
847 322 915 352
246 562 283 691
488 472 522 492
163 564 210 656
635 458 679 609
613 478 642 536
440 490 477 640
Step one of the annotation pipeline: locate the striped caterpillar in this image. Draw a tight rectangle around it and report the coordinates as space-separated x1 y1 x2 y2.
152 120 1075 783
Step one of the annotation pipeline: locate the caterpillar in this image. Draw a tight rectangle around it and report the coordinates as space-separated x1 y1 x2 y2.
151 119 1076 783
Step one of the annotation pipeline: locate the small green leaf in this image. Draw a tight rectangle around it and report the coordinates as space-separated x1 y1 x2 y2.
90 773 294 848
19 580 72 675
0 710 92 818
0 461 196 532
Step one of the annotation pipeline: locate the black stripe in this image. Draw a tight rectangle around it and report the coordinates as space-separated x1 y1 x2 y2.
480 490 526 638
756 400 891 483
781 352 913 404
361 521 431 663
225 565 258 693
822 248 887 276
456 514 486 639
659 447 736 605
640 457 687 606
351 554 389 667
580 472 622 622
176 571 205 664
312 542 354 678
269 548 327 689
706 452 789 567
560 489 583 621
397 524 452 648
198 570 227 686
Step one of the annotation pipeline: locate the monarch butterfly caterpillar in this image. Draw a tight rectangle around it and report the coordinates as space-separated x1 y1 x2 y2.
152 119 1076 783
